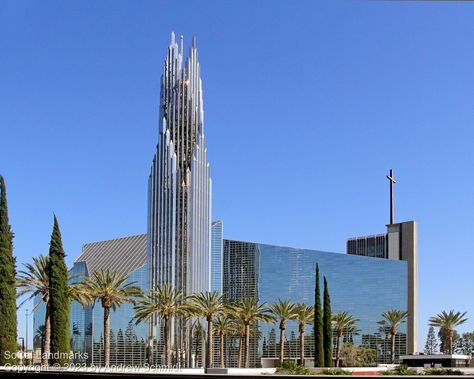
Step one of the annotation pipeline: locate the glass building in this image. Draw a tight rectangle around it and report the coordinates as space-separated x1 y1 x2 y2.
34 235 412 367
69 235 148 366
223 240 408 366
347 221 418 356
33 34 416 369
32 298 46 361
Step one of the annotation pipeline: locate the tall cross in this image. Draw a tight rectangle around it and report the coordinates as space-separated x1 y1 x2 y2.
386 169 396 225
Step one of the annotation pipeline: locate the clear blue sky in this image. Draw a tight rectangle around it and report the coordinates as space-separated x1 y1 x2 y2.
1 0 473 349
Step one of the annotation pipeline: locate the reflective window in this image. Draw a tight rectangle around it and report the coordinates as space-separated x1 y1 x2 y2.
223 241 407 365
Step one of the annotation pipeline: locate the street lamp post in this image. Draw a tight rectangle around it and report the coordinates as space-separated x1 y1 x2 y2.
25 308 28 350
18 337 25 366
25 308 29 352
19 337 25 352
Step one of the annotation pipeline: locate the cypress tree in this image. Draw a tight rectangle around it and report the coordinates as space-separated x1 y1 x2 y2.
313 264 324 367
323 276 332 367
48 215 70 365
0 176 17 364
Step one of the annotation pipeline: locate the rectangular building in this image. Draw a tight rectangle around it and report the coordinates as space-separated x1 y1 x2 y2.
223 240 410 366
347 220 418 354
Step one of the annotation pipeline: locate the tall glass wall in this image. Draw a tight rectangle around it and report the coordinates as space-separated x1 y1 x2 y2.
69 263 148 366
223 240 408 366
70 261 93 364
90 264 148 366
32 297 46 358
222 240 260 367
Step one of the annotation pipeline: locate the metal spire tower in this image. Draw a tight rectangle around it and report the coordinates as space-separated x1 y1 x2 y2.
147 33 212 362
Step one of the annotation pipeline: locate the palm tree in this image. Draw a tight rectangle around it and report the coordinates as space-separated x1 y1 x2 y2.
181 310 201 368
378 309 408 364
189 291 224 368
234 298 274 368
232 318 245 368
81 269 142 367
16 255 50 365
16 255 90 366
332 311 358 367
429 310 468 354
133 283 190 366
231 318 261 368
192 320 205 368
269 299 297 365
293 303 314 366
34 325 46 358
213 314 236 368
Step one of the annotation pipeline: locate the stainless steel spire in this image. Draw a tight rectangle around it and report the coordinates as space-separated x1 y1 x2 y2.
147 33 212 361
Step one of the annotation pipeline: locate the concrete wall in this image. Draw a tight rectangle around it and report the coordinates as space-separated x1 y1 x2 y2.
387 221 418 354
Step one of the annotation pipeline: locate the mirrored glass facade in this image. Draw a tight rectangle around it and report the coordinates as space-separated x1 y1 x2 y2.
347 221 418 355
33 236 409 367
223 240 408 366
70 261 92 364
69 235 148 366
32 297 46 357
88 264 148 366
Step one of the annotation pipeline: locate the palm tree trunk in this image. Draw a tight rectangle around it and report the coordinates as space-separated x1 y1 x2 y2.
279 327 285 365
299 327 305 366
42 305 51 366
220 332 225 368
196 330 201 367
164 317 171 366
237 334 243 368
193 327 199 367
104 306 110 367
186 326 192 368
448 329 453 354
206 319 213 368
147 336 154 365
245 324 250 368
391 332 395 364
335 334 341 367
202 330 206 367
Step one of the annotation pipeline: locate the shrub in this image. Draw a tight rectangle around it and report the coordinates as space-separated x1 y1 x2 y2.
341 344 376 367
276 360 313 375
423 368 463 376
382 364 418 376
